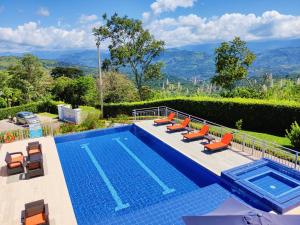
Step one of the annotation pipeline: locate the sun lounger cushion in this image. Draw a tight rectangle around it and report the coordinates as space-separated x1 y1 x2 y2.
27 161 41 170
205 142 228 150
154 118 170 124
8 162 22 168
11 154 24 163
25 213 46 225
183 132 204 139
183 125 209 139
167 124 183 130
154 112 175 124
28 149 41 155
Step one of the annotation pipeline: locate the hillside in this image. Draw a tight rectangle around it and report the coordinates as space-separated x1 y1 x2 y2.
1 39 300 80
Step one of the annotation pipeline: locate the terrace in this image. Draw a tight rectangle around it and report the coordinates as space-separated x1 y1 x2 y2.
0 106 300 224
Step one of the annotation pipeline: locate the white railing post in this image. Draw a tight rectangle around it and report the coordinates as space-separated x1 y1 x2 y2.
165 107 167 117
295 152 299 169
262 141 266 158
242 134 246 152
157 106 160 118
132 110 136 122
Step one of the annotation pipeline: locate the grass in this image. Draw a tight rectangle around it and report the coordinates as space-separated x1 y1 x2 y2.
242 130 292 148
37 112 58 119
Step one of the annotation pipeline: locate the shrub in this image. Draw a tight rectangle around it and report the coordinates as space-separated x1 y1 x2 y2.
286 121 300 150
235 119 243 130
80 112 100 130
102 97 300 135
59 123 77 134
221 87 265 99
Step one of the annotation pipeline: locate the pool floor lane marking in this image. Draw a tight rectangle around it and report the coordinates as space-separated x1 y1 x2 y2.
113 138 175 195
80 143 130 211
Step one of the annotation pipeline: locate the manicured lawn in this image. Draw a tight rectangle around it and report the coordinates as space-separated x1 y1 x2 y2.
242 130 292 148
38 112 58 119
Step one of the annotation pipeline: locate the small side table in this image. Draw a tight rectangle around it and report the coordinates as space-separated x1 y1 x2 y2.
203 135 215 143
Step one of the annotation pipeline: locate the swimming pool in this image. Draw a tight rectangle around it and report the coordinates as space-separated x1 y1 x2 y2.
55 125 231 225
221 159 300 213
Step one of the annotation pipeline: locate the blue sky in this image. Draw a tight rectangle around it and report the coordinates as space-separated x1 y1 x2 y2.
0 0 300 52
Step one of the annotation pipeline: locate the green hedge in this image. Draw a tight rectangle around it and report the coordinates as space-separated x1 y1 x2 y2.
102 97 300 136
0 101 61 120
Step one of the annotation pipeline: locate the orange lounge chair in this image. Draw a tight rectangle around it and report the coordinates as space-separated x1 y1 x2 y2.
5 152 25 175
167 118 190 132
154 112 175 125
27 142 42 160
182 125 209 141
204 133 233 151
21 199 49 225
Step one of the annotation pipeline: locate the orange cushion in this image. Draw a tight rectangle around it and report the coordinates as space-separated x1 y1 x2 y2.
205 142 228 150
11 154 24 163
154 118 170 124
27 162 41 170
167 124 183 130
29 149 41 155
8 162 22 168
184 132 204 139
25 213 45 225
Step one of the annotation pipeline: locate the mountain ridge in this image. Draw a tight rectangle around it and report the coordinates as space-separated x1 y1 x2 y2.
1 39 300 80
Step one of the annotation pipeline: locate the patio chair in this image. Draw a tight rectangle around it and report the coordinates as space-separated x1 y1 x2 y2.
27 142 42 158
21 199 49 225
167 118 190 132
204 133 233 151
5 152 25 175
182 125 209 141
154 112 175 125
26 160 44 179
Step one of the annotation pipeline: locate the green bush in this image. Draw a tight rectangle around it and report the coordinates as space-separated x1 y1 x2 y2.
286 121 300 150
80 112 101 130
0 100 61 120
59 123 78 134
103 97 300 135
235 119 243 130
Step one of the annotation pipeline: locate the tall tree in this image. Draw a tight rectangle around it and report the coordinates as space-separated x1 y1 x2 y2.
51 67 84 79
212 37 256 90
102 71 138 103
93 13 165 99
52 75 98 108
8 54 53 102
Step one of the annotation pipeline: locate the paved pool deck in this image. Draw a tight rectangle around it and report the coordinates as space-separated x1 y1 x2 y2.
135 120 253 176
0 137 77 225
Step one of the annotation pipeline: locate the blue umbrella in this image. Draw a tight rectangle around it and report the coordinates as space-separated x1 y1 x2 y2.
183 197 300 225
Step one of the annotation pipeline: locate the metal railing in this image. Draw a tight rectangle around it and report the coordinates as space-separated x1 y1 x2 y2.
132 106 299 170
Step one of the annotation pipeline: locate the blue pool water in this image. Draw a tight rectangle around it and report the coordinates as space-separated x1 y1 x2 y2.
222 159 300 213
249 172 298 196
55 125 231 225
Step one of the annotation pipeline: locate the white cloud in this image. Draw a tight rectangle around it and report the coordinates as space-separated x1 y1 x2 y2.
145 11 300 47
79 14 98 24
0 22 96 51
151 0 196 15
37 7 50 17
1 11 300 52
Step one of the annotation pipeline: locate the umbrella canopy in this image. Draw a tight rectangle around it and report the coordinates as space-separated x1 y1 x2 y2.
183 197 300 225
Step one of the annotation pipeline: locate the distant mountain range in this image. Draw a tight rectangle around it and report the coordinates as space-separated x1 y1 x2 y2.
1 38 300 80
